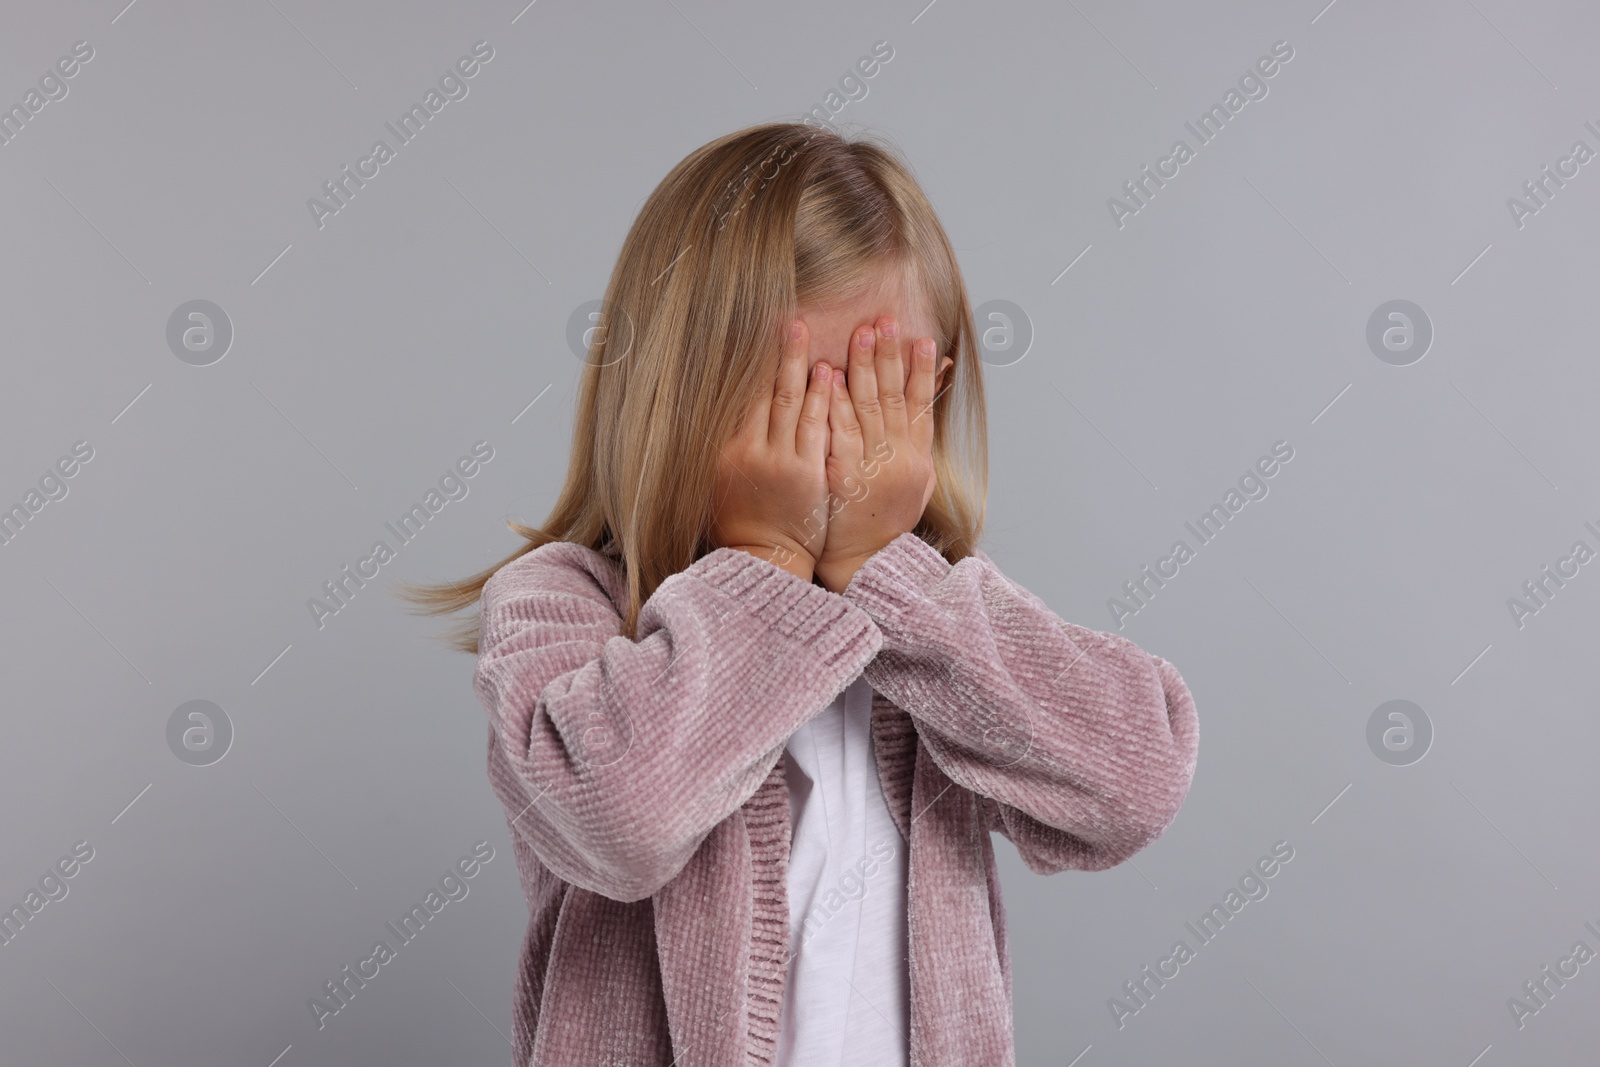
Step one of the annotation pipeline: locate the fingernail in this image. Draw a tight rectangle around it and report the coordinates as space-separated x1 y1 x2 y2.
918 338 935 358
813 361 828 379
832 369 845 386
856 327 873 347
882 320 898 339
790 320 804 341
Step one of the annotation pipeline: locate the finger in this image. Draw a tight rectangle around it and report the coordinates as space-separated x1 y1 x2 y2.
828 366 864 469
796 358 833 462
846 323 884 454
906 337 937 453
874 316 909 439
767 319 809 447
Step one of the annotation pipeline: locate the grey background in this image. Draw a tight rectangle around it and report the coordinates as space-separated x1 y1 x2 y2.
2 0 1597 1064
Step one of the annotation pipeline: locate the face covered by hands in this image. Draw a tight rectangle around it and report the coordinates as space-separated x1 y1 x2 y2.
798 269 952 593
709 265 952 589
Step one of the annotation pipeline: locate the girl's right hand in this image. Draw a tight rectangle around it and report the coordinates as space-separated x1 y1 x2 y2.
709 319 834 579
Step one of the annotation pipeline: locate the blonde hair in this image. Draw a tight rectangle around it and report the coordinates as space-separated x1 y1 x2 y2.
398 121 988 651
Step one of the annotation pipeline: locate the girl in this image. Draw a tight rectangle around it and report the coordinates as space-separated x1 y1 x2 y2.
402 121 1199 1067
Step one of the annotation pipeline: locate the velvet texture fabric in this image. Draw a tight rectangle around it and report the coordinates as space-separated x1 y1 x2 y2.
473 531 1200 1066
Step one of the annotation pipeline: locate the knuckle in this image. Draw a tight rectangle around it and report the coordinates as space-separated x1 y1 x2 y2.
772 383 804 407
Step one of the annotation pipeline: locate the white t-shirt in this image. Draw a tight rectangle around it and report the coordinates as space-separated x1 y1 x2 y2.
774 673 910 1067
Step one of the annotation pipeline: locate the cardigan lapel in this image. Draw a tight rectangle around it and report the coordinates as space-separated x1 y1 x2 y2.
529 888 673 1066
870 689 919 845
874 688 1016 1065
653 755 795 1067
903 735 1016 1067
877 686 1022 1065
651 812 756 1067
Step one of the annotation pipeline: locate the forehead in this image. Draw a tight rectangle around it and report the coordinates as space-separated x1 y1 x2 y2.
798 267 935 339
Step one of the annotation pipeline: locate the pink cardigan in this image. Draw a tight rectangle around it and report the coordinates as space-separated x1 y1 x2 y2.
472 530 1200 1066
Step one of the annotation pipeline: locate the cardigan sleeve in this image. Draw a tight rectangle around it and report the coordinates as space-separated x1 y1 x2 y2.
473 542 883 902
840 531 1200 874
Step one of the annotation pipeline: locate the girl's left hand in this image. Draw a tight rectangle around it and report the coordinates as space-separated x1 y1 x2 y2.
814 316 950 593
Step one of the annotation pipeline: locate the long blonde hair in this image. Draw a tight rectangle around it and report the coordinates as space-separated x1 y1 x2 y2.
398 121 988 651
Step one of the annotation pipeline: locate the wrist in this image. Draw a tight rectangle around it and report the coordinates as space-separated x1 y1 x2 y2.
815 554 871 594
727 544 816 583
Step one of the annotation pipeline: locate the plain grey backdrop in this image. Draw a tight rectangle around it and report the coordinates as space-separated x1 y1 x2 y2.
3 0 1598 1064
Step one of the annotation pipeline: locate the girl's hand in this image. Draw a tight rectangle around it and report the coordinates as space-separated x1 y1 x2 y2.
709 320 835 581
814 316 943 593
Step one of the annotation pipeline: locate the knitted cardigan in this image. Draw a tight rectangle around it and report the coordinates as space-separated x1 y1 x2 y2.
472 530 1200 1067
